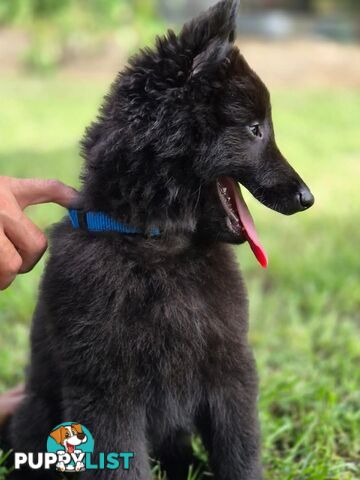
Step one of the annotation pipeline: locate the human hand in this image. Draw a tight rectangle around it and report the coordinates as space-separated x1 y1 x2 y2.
0 176 78 290
0 385 25 426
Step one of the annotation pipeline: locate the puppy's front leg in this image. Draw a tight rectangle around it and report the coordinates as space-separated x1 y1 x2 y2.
198 361 263 480
63 391 151 480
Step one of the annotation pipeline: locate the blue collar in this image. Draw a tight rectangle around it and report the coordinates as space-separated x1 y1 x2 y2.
68 209 161 238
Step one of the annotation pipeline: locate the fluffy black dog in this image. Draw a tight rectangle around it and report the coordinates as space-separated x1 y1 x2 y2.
8 1 314 479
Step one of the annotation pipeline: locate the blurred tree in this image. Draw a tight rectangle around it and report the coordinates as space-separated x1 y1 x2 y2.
295 0 312 11
0 0 162 72
31 0 71 18
341 0 360 12
312 0 360 14
1 0 357 72
0 0 25 24
133 0 159 19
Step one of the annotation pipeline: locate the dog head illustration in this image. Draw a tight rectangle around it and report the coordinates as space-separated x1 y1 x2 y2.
50 424 87 454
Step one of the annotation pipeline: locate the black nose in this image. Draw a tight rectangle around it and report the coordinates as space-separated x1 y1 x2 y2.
297 186 315 210
77 433 85 440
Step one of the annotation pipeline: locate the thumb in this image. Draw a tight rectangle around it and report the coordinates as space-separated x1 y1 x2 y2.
10 178 79 210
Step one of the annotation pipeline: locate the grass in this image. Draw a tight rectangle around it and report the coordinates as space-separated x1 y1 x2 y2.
0 76 359 480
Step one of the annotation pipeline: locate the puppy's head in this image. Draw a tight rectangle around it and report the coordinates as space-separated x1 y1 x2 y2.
82 0 313 250
186 1 314 212
50 424 87 452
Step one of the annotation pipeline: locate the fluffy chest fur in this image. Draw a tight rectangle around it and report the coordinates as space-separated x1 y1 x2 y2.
41 221 248 406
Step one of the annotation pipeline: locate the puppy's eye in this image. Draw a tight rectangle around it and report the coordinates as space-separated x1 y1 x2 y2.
65 432 70 438
249 124 262 138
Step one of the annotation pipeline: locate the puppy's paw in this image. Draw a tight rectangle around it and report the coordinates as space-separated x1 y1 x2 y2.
76 462 85 472
56 465 66 473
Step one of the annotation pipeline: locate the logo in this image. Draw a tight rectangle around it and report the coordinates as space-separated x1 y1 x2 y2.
47 423 94 472
14 422 134 473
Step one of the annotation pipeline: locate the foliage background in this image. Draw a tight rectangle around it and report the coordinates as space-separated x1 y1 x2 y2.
0 1 359 479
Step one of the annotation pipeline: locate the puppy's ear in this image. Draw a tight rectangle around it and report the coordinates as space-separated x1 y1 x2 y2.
181 0 240 77
71 424 82 434
50 426 66 445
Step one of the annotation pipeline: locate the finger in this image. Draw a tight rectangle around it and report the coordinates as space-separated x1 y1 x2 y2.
2 212 48 274
9 178 79 209
0 233 23 290
5 384 25 397
0 393 26 422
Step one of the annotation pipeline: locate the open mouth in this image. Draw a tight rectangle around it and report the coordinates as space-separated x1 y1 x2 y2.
67 443 76 454
217 177 268 268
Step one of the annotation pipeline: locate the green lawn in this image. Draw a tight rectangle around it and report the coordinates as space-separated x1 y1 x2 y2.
0 77 359 480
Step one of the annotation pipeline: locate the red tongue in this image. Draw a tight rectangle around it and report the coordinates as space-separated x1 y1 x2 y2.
227 179 268 269
67 444 75 454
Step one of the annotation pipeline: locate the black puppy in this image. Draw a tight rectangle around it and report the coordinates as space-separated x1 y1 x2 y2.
8 1 314 479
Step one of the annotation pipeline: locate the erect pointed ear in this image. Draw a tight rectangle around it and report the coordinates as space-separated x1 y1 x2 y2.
71 424 83 434
181 0 240 78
